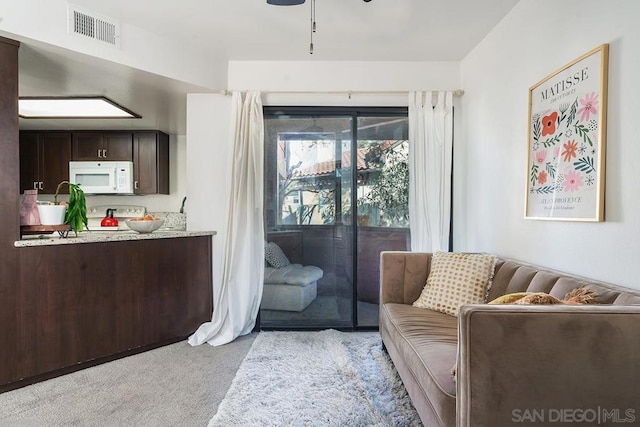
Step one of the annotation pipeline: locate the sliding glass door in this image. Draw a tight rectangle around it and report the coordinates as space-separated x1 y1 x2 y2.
261 107 408 330
354 115 410 326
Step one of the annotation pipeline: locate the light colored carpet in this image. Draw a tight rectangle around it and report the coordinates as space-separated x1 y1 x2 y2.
0 334 256 427
209 329 422 427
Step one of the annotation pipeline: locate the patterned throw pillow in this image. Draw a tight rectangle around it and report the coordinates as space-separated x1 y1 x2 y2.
264 242 290 269
413 252 498 316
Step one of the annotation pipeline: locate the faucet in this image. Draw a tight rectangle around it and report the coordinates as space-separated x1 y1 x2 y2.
180 196 187 214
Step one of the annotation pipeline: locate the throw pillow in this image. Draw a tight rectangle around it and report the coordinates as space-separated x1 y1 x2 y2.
264 242 290 269
413 252 498 316
563 287 598 304
513 293 563 305
488 292 533 304
511 287 598 305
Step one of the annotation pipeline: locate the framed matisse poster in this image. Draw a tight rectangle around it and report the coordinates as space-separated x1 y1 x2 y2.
525 44 608 221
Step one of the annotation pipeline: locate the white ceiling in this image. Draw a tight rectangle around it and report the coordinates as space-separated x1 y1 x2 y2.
16 0 520 134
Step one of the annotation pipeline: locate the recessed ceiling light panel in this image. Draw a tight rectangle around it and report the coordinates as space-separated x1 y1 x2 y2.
19 96 141 119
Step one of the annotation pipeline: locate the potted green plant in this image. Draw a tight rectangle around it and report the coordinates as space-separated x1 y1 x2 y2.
58 181 88 235
38 181 89 235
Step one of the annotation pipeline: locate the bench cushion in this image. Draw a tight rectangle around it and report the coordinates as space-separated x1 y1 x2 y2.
264 264 324 286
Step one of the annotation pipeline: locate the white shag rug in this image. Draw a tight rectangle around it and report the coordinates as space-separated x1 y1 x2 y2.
208 329 422 427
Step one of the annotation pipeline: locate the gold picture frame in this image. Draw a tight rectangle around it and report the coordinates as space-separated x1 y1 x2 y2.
525 44 608 221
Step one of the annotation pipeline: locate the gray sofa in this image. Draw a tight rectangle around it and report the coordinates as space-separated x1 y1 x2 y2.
379 251 640 427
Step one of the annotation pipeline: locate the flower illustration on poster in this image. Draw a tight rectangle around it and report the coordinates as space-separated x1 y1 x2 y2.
525 45 608 221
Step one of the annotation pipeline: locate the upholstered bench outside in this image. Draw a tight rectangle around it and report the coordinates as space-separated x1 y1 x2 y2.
262 264 324 312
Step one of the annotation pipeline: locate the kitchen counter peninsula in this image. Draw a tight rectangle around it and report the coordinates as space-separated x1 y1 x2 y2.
3 228 214 392
15 229 215 247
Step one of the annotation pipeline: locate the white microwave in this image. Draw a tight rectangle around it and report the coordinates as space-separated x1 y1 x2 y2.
69 161 134 194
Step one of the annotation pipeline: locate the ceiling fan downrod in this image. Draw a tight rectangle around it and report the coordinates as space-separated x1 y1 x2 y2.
267 0 371 54
309 0 316 54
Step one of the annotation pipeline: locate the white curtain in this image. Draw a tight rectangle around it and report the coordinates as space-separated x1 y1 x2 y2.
188 91 265 346
408 91 453 252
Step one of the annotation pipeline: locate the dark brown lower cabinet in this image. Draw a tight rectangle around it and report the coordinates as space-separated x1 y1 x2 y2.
1 236 212 392
0 36 21 395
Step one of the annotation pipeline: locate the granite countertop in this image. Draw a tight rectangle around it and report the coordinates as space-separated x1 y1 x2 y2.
15 229 216 248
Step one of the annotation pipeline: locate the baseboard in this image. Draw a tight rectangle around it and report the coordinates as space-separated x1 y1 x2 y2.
0 336 188 394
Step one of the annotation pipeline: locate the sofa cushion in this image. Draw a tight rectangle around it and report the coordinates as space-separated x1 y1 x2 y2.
262 281 317 311
612 293 640 305
264 264 323 286
380 303 457 426
413 252 497 316
583 284 620 304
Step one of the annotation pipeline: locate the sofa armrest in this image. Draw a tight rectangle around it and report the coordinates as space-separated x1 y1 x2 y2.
457 304 640 427
379 251 432 305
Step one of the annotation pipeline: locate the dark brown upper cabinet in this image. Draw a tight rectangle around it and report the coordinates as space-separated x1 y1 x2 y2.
19 131 72 194
133 131 169 194
21 130 169 196
72 131 133 161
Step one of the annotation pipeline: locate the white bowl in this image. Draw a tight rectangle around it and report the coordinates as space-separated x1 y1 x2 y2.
125 218 164 233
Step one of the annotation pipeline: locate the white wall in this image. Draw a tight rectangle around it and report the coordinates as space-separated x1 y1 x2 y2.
458 0 640 288
186 94 232 231
228 60 460 92
228 60 461 106
186 94 232 286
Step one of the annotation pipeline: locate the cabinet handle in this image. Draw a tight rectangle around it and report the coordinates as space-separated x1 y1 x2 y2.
97 149 102 158
33 181 38 190
39 182 43 191
134 181 139 190
103 149 107 158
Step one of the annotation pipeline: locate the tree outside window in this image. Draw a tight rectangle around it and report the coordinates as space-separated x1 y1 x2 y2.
357 140 409 228
277 136 409 228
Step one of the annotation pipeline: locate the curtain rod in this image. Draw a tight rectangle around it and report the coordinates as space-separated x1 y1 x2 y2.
218 89 464 97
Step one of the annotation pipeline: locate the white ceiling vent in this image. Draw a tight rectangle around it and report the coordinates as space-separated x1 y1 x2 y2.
67 4 120 48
